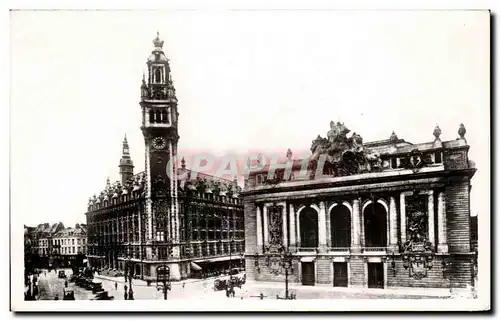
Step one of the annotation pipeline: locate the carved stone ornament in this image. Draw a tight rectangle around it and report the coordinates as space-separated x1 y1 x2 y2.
443 151 467 170
309 121 383 177
402 195 434 279
268 205 283 247
265 243 285 276
400 149 433 172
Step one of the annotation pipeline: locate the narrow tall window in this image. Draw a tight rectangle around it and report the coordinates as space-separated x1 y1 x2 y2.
155 68 162 83
435 152 442 164
391 158 397 169
161 110 168 123
156 110 161 123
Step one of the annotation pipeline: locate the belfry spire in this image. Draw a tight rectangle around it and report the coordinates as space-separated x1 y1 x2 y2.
119 133 134 185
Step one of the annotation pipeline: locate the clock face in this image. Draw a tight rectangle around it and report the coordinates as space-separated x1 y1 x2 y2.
152 137 167 150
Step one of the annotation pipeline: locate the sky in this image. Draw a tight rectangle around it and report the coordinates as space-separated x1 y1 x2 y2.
10 10 489 227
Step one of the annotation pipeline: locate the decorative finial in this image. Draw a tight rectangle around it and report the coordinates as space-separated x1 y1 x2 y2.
390 131 398 143
124 134 128 143
433 124 441 140
153 31 164 49
458 123 466 140
106 177 111 187
286 148 292 160
181 157 186 169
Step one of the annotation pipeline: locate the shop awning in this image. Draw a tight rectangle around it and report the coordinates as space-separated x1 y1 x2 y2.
190 262 202 271
300 257 316 263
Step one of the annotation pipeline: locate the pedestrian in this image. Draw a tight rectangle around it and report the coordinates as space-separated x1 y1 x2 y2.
182 282 185 289
115 282 118 290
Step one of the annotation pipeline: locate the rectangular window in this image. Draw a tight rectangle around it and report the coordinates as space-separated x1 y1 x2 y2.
72 239 75 245
391 158 397 169
435 152 442 164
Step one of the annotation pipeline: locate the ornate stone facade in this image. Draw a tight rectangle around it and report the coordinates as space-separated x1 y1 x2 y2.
243 122 477 289
85 33 244 281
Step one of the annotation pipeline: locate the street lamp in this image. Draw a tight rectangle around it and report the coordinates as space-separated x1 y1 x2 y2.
156 264 171 300
126 257 134 300
281 250 294 300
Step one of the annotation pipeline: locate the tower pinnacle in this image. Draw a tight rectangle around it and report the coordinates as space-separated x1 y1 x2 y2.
119 134 134 184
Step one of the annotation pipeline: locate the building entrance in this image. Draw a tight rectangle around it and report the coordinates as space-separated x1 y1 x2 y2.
367 263 384 288
301 262 315 286
333 262 348 287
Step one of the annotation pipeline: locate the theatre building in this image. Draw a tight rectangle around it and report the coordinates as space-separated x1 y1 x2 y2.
85 33 244 281
243 121 477 289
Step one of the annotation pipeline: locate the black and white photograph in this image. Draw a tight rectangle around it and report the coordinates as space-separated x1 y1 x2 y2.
10 7 490 312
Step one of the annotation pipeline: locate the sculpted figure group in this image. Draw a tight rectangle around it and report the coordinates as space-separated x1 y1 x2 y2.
310 121 383 176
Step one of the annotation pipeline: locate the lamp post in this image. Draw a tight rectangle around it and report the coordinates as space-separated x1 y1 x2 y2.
282 250 293 300
127 257 134 300
156 264 171 300
239 251 244 270
229 238 235 275
227 238 235 294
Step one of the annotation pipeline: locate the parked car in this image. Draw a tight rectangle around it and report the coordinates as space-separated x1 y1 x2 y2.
63 289 75 300
213 279 228 291
58 270 66 279
90 282 104 294
92 291 114 300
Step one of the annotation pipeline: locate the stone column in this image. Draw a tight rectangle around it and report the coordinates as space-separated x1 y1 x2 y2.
281 203 288 248
427 190 435 250
289 204 296 249
318 201 327 251
263 204 269 247
127 216 131 243
352 198 361 252
400 192 407 247
256 204 263 253
437 192 449 253
138 211 142 259
325 203 331 248
389 196 399 252
132 214 136 244
296 205 301 246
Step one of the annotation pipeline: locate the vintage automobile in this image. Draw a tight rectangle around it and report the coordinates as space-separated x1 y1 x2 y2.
63 289 75 300
91 291 114 300
90 282 104 294
213 279 229 291
58 270 67 279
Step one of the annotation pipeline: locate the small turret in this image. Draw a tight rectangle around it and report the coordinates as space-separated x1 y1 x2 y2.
119 134 135 185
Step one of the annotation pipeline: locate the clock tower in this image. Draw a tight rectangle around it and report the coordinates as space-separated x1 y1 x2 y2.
140 32 180 270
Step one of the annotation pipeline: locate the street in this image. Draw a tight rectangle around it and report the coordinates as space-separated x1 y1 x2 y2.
36 269 94 300
32 268 456 300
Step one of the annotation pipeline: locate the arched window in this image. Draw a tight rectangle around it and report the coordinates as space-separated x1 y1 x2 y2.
300 207 319 248
330 204 351 248
155 68 162 83
363 202 387 247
